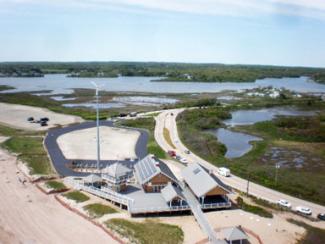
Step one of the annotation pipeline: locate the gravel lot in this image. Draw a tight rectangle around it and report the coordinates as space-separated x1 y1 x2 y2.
0 102 83 131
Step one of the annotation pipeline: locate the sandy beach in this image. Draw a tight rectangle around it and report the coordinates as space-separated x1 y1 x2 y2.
0 147 118 244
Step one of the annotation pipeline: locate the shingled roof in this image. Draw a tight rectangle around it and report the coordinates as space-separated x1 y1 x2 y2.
181 163 229 198
161 183 185 203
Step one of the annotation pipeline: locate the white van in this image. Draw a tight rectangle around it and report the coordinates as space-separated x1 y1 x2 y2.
218 167 231 177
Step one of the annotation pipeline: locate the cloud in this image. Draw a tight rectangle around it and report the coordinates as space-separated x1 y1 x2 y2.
1 0 325 20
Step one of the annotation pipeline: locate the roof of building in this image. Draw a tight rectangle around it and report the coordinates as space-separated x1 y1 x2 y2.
102 162 132 179
83 174 102 183
181 163 220 198
161 183 185 202
134 155 177 185
220 227 248 241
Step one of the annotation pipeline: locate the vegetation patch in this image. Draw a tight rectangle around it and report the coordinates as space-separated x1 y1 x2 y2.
288 219 325 244
106 218 184 244
118 117 166 158
163 127 176 149
63 191 90 203
0 92 113 120
2 136 52 175
83 203 117 218
234 115 325 205
236 197 273 218
177 104 325 205
0 85 14 91
238 115 325 142
177 107 230 163
45 180 67 191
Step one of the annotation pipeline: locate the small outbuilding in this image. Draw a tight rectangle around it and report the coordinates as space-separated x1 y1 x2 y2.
134 155 178 193
219 226 248 244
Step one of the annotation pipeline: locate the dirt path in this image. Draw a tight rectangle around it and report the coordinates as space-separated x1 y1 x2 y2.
0 148 118 244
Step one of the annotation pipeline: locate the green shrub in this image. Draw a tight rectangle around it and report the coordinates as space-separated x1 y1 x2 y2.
84 203 117 217
45 180 67 191
63 191 90 203
106 218 184 244
236 197 273 218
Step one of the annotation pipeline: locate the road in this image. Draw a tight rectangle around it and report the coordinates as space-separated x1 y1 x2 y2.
154 108 325 218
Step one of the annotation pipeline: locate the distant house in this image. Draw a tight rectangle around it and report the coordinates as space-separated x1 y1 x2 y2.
134 155 178 193
181 163 230 205
101 162 133 192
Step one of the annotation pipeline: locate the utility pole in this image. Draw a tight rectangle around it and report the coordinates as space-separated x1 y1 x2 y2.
246 172 250 196
91 82 100 174
275 163 280 186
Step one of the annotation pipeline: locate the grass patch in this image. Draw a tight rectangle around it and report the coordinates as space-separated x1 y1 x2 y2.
288 219 325 244
84 203 117 217
249 195 284 211
45 180 67 191
2 136 52 175
118 117 166 158
236 197 273 218
0 123 44 137
163 127 176 149
106 218 184 244
63 190 90 203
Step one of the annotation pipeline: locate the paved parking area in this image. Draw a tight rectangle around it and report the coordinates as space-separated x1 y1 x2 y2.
44 121 148 176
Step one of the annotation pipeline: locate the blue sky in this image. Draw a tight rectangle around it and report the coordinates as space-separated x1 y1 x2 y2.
0 0 325 67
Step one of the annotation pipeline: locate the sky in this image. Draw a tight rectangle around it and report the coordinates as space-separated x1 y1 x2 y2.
0 0 325 67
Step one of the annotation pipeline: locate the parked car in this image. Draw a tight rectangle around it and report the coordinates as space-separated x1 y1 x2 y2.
129 112 137 117
175 155 181 160
40 121 48 126
277 199 291 209
168 150 176 157
180 158 188 165
317 213 325 221
27 117 34 122
119 113 128 117
295 206 312 215
184 150 190 154
40 117 49 122
218 167 231 177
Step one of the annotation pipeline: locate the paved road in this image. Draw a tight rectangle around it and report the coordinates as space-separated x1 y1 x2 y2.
154 108 325 218
44 121 148 177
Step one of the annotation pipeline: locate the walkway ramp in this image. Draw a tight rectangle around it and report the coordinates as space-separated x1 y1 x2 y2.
182 186 226 244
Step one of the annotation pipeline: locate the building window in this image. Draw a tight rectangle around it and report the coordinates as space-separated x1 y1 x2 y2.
153 184 165 192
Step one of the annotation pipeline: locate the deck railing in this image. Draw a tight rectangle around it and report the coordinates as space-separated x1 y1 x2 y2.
129 204 191 214
65 178 133 207
202 201 231 209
